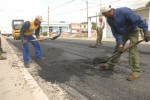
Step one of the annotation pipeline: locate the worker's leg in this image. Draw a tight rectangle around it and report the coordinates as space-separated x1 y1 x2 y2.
23 36 30 64
30 36 41 59
0 53 7 60
128 28 141 72
108 36 128 66
99 30 103 44
0 37 6 60
96 30 100 45
0 37 6 54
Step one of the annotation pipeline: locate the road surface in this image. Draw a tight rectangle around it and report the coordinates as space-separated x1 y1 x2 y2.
8 37 150 100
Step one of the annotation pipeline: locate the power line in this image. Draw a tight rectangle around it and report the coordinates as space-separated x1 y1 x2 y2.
55 0 148 15
55 0 121 15
52 0 75 10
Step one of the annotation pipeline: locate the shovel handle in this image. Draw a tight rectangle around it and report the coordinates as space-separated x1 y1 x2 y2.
110 39 144 59
123 39 144 52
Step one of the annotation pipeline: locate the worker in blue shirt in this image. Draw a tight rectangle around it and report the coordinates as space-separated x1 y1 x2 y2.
98 6 150 81
20 15 44 68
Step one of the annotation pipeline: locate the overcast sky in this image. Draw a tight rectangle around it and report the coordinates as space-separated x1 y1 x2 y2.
0 0 149 27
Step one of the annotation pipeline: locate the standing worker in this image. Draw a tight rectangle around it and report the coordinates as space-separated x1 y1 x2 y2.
0 37 7 60
94 15 105 47
98 6 149 81
20 15 44 68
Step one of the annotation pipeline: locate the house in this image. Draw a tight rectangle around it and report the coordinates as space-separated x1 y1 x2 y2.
69 23 80 33
134 7 150 31
41 22 70 34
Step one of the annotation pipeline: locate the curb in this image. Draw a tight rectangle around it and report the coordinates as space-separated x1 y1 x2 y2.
2 36 49 100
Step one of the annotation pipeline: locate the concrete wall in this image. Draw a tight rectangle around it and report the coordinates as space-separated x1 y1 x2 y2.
135 8 150 31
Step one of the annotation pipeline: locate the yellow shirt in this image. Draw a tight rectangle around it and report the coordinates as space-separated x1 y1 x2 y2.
24 21 39 35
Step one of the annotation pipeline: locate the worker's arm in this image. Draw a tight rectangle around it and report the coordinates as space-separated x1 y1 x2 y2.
124 8 148 34
35 26 40 38
20 21 30 40
107 19 123 45
35 26 44 41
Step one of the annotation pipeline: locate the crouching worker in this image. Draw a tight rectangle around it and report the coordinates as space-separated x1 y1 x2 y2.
98 6 149 81
20 15 44 68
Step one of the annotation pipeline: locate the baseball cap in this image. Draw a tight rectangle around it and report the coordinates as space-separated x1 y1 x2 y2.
35 15 43 22
100 6 111 14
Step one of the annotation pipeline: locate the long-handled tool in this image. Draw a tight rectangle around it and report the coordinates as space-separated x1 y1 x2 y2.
30 33 61 42
93 39 144 64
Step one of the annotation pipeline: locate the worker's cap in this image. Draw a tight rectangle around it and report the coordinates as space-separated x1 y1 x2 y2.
35 15 43 22
100 6 111 14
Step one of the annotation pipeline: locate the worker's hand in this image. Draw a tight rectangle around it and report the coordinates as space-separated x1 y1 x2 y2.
144 32 150 42
37 37 44 41
118 45 124 53
22 40 28 43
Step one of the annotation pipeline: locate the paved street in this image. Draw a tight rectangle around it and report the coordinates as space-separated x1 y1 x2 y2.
7 36 150 100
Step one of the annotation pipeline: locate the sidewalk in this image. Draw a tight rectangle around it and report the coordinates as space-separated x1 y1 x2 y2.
0 36 49 100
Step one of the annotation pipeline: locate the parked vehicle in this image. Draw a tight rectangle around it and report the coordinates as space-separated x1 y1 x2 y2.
12 20 24 40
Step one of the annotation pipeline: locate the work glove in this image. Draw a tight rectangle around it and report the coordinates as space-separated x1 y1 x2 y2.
117 45 124 53
144 32 150 42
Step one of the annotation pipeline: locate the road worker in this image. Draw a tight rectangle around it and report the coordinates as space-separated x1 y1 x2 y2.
0 37 7 60
20 15 44 68
94 15 105 47
98 6 149 81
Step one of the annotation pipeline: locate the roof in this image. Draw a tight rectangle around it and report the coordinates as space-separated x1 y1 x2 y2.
133 7 150 11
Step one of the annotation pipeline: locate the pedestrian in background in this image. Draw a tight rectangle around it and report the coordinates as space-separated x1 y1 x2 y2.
94 15 105 47
20 15 44 68
99 6 149 81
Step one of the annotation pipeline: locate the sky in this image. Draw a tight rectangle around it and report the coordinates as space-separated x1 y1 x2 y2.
0 0 149 28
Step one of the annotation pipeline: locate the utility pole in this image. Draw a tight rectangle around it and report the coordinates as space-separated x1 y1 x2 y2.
96 12 98 28
48 6 50 36
100 0 101 6
86 0 88 37
86 1 88 24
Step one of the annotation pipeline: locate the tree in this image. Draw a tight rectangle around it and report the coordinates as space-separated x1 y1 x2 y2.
145 1 150 7
91 22 97 30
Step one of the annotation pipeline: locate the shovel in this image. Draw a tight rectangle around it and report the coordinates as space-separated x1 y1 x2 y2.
93 39 144 64
30 33 61 42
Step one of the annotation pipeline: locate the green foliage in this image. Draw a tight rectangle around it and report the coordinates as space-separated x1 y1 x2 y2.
145 1 150 7
41 32 47 36
91 22 97 30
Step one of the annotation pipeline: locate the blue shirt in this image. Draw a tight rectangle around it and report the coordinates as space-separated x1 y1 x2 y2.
107 7 148 44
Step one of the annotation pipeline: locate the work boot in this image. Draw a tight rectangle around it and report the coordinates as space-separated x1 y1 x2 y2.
0 48 6 54
0 55 7 60
126 72 141 81
98 63 114 70
24 64 30 68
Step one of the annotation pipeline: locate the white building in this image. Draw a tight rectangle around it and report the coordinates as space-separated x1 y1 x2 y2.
134 7 150 31
41 22 70 34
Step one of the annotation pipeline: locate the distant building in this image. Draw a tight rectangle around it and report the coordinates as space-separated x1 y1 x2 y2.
69 23 80 33
41 22 70 34
80 23 88 33
134 7 150 31
41 22 89 34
